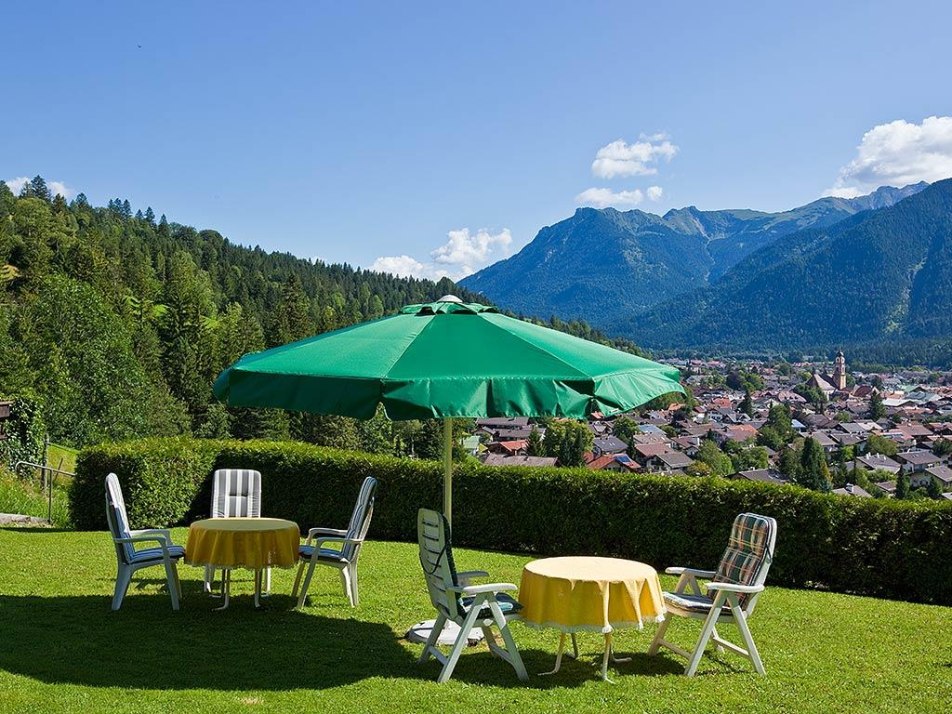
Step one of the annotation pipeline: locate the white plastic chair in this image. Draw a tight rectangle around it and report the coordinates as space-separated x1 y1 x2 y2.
105 472 184 611
648 512 778 675
204 469 268 595
416 507 528 684
292 476 377 608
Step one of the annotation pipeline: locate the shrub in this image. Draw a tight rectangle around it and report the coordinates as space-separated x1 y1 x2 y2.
72 438 952 605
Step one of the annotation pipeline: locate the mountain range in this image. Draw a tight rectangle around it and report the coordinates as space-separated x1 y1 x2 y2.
459 180 952 356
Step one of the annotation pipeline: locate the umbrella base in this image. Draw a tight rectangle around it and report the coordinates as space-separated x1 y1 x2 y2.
405 618 485 647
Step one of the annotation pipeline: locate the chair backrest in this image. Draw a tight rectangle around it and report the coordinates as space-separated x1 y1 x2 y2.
105 473 135 564
712 512 777 614
417 508 462 621
211 469 262 518
342 477 377 562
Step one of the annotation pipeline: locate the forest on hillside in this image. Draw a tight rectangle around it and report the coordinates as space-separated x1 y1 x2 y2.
0 176 643 455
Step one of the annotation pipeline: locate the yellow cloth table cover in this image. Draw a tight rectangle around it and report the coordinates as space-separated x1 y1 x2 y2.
520 556 665 633
186 517 300 570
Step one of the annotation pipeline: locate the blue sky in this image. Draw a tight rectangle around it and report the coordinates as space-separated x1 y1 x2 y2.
4 1 952 280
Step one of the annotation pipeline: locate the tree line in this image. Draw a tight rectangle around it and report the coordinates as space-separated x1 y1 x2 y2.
0 176 646 454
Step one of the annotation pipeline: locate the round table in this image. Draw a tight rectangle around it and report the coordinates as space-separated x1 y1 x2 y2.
185 517 300 608
519 556 666 680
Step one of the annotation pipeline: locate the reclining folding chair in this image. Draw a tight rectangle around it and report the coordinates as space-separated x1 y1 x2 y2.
648 512 777 675
292 476 377 608
105 472 184 611
204 469 267 595
416 508 528 683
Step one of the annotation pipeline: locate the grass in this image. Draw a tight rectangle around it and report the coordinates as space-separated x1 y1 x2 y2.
0 469 70 525
46 442 79 476
0 528 949 713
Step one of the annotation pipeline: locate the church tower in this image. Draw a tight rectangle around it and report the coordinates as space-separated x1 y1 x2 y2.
833 351 846 391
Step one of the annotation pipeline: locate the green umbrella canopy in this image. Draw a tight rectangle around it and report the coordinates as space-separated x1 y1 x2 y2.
213 297 684 420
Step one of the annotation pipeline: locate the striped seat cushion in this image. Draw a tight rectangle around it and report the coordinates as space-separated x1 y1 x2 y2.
663 590 730 614
131 545 185 563
299 544 349 564
459 592 522 620
712 513 773 606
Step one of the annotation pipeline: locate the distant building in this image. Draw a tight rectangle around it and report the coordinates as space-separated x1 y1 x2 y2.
833 483 872 498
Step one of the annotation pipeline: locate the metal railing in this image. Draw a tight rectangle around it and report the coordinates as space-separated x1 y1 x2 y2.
13 461 75 524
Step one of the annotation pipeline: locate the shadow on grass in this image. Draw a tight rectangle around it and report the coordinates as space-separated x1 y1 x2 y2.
0 588 684 690
0 592 419 691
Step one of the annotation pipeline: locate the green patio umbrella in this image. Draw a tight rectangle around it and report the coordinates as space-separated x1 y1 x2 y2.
213 296 683 525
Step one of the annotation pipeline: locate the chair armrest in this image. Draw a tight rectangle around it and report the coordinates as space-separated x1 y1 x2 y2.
307 527 348 538
130 528 172 544
665 567 716 578
115 535 175 560
707 582 765 594
457 570 490 585
453 582 518 595
310 535 364 551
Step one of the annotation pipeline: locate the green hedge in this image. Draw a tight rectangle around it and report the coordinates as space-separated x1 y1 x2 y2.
72 438 952 605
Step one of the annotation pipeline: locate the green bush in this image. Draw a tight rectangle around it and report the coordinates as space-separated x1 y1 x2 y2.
72 438 952 605
0 395 46 471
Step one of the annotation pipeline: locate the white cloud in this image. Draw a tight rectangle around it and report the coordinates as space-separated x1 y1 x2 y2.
371 227 513 282
575 187 646 208
4 177 29 194
48 181 73 198
369 255 433 280
591 134 678 179
646 185 664 201
4 176 74 198
825 116 952 196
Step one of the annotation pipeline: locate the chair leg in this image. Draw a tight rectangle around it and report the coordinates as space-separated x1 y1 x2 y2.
340 567 355 607
571 632 579 659
348 564 359 607
685 604 722 676
204 565 215 593
296 561 318 609
163 559 180 611
647 616 671 655
265 567 272 596
291 561 306 599
437 606 481 683
732 609 766 674
173 562 183 600
418 613 446 664
494 616 528 682
112 566 132 611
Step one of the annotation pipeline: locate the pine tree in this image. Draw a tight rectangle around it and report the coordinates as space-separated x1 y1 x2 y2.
144 207 156 225
926 476 942 499
798 437 831 491
869 391 885 420
779 445 801 481
28 175 51 201
740 389 753 417
895 471 910 499
526 425 544 456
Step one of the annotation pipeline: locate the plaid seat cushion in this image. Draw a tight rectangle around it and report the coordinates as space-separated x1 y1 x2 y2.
459 592 522 620
299 544 349 564
663 591 731 614
712 513 773 606
131 545 185 562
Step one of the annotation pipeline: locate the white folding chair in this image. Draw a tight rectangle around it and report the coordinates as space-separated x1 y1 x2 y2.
105 472 184 611
204 469 268 595
292 477 376 608
648 512 778 675
415 507 528 684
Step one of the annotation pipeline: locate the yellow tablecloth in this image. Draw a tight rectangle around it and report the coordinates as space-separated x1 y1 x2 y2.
185 517 300 570
519 556 665 633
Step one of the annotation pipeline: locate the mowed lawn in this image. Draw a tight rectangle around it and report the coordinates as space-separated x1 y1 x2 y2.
0 528 949 713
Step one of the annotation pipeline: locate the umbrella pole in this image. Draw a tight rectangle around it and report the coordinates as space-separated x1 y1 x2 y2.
443 418 453 528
